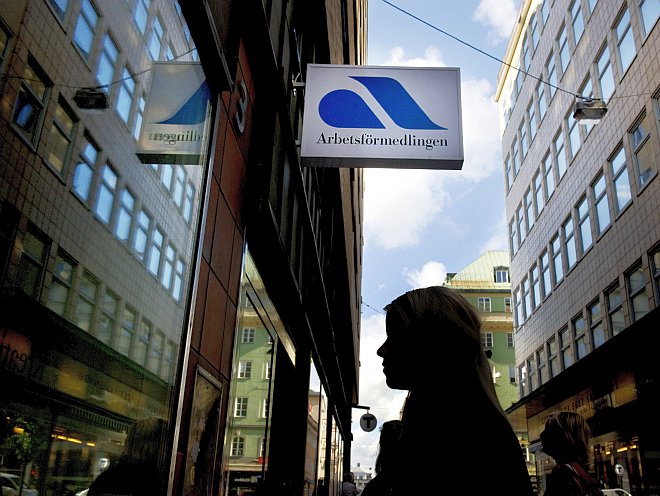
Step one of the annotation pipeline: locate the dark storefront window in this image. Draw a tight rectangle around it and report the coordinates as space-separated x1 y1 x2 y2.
1 1 210 495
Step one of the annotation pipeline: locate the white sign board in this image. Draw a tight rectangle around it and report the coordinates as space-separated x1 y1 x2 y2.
301 64 463 169
137 62 211 165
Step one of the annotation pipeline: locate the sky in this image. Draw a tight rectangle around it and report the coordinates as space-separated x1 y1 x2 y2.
350 0 522 472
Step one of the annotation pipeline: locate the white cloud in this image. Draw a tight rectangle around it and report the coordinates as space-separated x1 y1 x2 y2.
402 260 448 288
364 168 449 250
479 213 509 253
384 45 445 67
363 47 504 251
473 0 520 42
351 313 407 471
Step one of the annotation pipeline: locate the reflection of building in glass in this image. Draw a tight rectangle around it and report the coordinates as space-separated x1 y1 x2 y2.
224 297 274 496
1 1 205 494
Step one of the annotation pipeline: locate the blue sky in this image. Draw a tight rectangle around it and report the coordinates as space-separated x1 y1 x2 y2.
352 0 521 472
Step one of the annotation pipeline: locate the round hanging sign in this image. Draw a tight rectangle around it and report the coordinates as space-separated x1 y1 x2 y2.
360 413 377 432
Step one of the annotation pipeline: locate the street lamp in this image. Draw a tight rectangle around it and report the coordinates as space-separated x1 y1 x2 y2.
573 96 607 125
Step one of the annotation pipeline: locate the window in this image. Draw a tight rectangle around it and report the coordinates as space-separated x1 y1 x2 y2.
48 0 69 20
262 399 269 418
533 171 544 216
133 209 151 261
548 336 560 377
519 121 528 158
148 16 164 60
96 34 119 92
631 115 654 188
522 277 532 319
588 299 605 348
576 196 592 254
509 218 518 257
571 0 584 45
117 306 136 356
76 271 98 333
242 327 255 343
98 288 118 345
546 52 557 99
627 264 649 322
133 93 145 140
512 138 520 177
0 22 11 68
527 353 537 391
541 250 551 299
544 152 555 199
563 216 577 270
531 264 541 309
73 0 98 59
560 327 573 369
606 284 625 335
173 167 185 208
573 314 587 360
525 189 535 231
161 341 176 382
505 297 512 312
17 229 48 298
47 98 77 174
116 67 136 125
615 8 636 74
94 164 118 225
527 100 537 141
72 136 98 201
147 330 163 374
507 333 514 348
514 288 523 328
47 252 75 315
592 172 610 235
234 398 248 417
147 227 164 276
478 297 491 312
652 246 660 305
183 183 195 223
238 361 252 379
538 347 547 385
522 35 531 72
481 332 493 348
597 45 615 102
638 0 660 37
554 130 567 180
588 0 599 15
609 146 632 213
557 25 570 74
541 0 550 26
567 113 581 159
12 58 51 145
134 318 151 365
536 82 547 120
161 164 174 191
517 204 526 244
264 361 272 380
161 244 175 289
173 258 185 301
505 156 513 191
230 436 245 456
134 0 150 34
578 77 595 135
551 235 564 286
530 12 539 49
115 189 135 242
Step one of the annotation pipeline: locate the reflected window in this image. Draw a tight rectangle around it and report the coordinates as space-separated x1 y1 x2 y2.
73 0 98 59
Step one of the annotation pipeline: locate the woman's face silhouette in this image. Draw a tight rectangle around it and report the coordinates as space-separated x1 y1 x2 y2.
377 309 415 390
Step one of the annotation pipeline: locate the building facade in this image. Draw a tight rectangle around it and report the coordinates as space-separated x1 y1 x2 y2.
445 251 520 410
0 1 366 496
495 0 659 495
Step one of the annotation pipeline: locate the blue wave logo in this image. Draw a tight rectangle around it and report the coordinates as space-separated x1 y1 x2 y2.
157 81 211 125
318 76 447 130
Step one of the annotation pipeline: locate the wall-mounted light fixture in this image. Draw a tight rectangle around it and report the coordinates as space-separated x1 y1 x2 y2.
573 97 607 125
